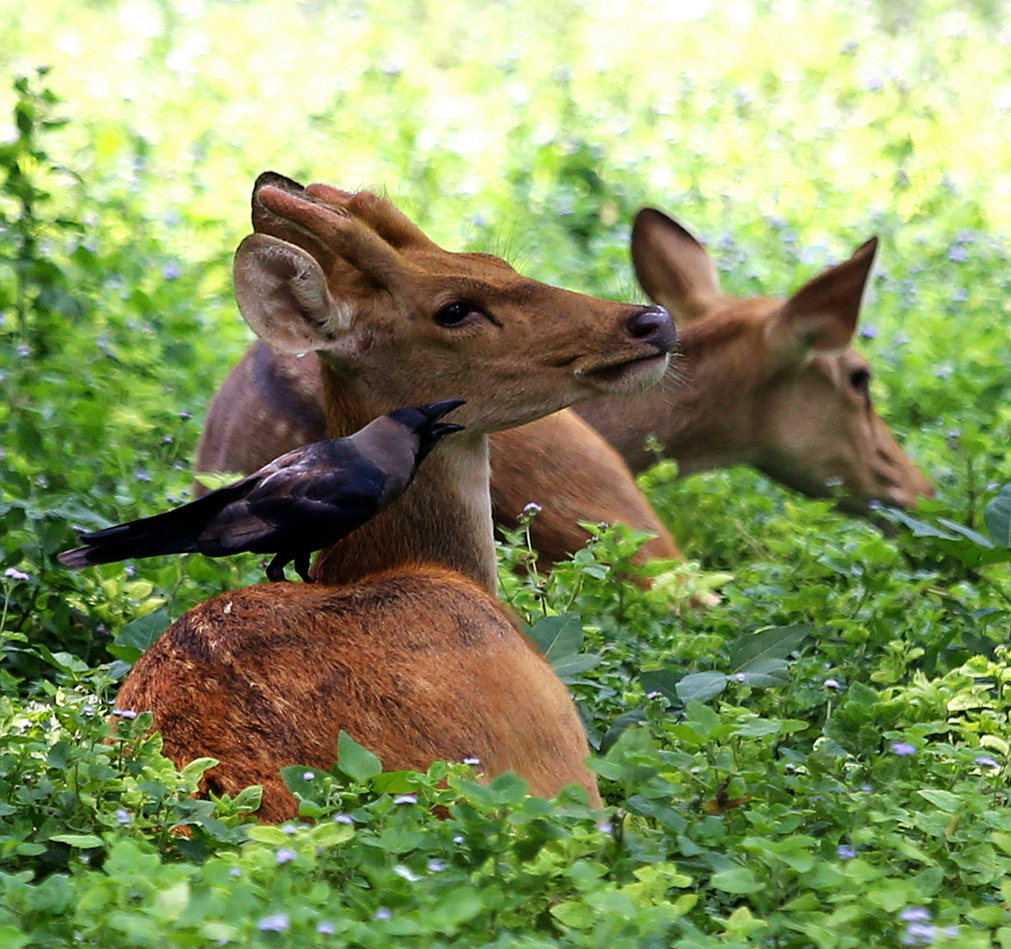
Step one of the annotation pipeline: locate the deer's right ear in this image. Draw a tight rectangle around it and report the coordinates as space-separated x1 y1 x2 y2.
233 234 351 354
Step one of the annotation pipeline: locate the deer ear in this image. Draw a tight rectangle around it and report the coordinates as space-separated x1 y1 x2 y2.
765 237 878 365
233 234 352 354
631 207 722 323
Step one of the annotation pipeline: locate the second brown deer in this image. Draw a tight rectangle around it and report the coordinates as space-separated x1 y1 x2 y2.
114 173 676 820
195 205 932 575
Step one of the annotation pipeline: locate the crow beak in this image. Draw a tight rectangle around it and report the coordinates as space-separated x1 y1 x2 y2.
428 422 466 439
421 398 466 421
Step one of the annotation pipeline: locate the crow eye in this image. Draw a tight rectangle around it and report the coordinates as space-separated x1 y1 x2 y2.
434 302 481 327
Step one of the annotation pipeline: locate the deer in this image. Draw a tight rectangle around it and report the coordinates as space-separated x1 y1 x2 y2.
195 205 932 576
114 173 676 820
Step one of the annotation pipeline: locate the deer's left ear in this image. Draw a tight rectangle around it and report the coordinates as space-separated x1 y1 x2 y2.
630 207 724 323
765 237 877 364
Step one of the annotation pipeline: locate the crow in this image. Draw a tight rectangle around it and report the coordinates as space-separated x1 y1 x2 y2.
59 399 465 582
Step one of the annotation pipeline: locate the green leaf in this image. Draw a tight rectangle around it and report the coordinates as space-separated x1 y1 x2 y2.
108 608 170 663
194 470 243 491
676 672 727 704
229 785 263 813
48 834 102 849
728 624 811 671
917 788 962 812
244 826 291 845
550 652 601 679
734 657 790 689
336 731 383 783
0 926 29 949
181 757 219 783
985 484 1011 547
711 867 764 894
639 668 683 705
550 900 594 929
526 613 583 659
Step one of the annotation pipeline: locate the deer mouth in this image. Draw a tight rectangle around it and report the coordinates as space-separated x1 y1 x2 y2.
577 351 670 395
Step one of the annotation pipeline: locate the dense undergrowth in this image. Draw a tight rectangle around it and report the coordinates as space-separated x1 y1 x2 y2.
2 1 1011 945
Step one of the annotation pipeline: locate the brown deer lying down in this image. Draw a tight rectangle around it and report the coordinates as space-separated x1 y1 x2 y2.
115 173 676 820
195 205 932 573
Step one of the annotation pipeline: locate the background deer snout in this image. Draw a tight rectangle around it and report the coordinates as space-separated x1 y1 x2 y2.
625 305 676 352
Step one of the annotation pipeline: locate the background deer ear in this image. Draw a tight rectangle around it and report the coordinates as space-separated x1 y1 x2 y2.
233 234 351 354
631 207 723 323
765 237 878 365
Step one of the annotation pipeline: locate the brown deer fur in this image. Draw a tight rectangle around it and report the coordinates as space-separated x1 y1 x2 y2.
195 206 931 576
116 174 676 820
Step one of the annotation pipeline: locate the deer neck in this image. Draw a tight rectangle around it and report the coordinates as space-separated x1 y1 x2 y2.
310 366 499 593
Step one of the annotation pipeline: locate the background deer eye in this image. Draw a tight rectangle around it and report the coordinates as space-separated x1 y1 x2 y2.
434 302 479 327
849 367 871 391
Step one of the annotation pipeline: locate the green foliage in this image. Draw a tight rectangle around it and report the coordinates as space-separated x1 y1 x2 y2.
2 0 1011 945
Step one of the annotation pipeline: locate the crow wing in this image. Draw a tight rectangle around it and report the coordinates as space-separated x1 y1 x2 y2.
196 439 388 556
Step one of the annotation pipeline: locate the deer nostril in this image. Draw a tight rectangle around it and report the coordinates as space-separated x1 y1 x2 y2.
625 306 676 352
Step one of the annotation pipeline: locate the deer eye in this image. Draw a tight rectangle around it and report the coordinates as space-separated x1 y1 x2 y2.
434 301 482 327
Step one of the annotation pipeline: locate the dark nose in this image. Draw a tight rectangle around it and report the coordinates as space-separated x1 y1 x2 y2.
624 305 676 353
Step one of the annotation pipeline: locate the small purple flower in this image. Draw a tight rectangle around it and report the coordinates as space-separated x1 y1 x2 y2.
112 708 138 720
900 907 931 923
302 771 316 781
3 567 30 582
317 922 336 935
374 908 392 921
975 755 1000 769
82 705 95 717
824 678 841 689
947 245 969 263
733 672 747 683
596 820 613 834
891 742 916 757
901 923 936 945
427 859 446 872
115 809 131 825
134 468 152 482
334 813 354 825
275 848 296 864
462 756 481 766
522 502 542 514
229 867 241 877
837 844 856 860
162 264 181 281
393 794 417 805
281 824 297 835
257 913 289 932
453 835 465 844
859 324 878 339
